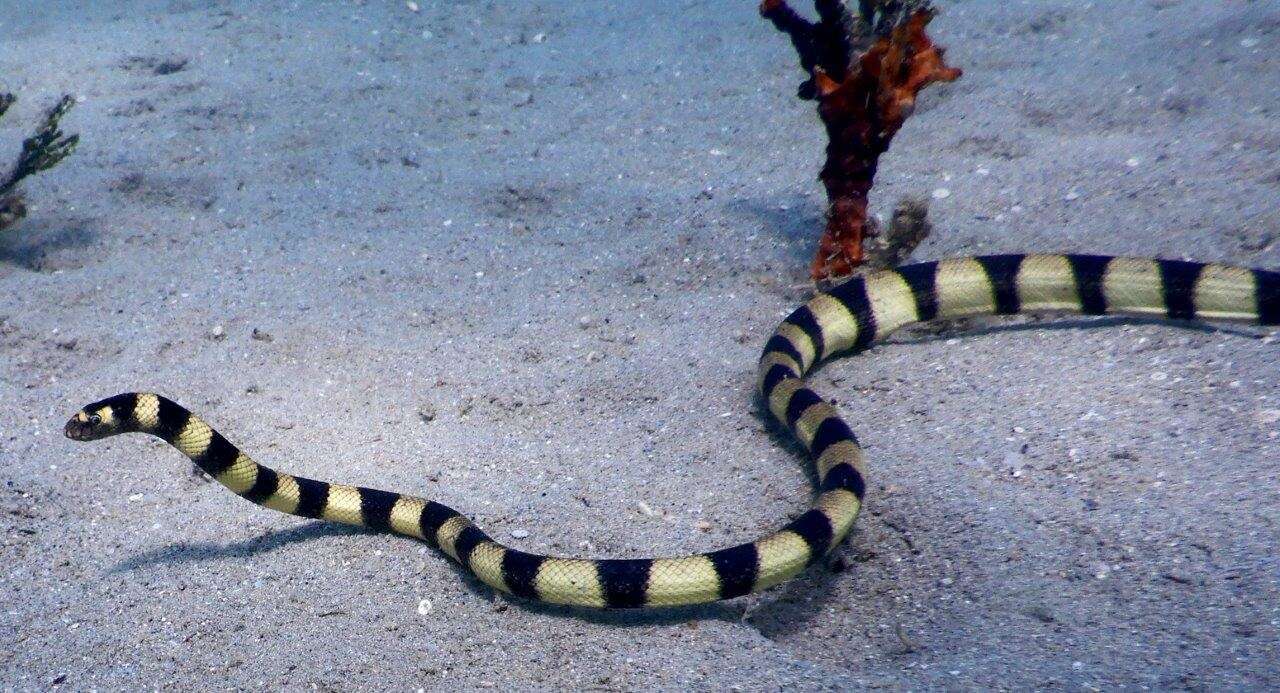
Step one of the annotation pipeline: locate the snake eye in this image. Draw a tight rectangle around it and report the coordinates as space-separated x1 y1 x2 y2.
89 413 102 425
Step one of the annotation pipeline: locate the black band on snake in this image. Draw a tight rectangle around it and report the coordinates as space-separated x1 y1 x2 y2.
66 254 1279 608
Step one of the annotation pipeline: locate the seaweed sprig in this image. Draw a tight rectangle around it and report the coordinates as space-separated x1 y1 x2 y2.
762 0 960 282
0 94 79 231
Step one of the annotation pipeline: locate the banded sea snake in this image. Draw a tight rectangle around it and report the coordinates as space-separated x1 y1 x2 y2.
66 254 1278 609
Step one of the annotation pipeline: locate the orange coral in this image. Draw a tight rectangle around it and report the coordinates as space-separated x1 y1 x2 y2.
762 2 961 281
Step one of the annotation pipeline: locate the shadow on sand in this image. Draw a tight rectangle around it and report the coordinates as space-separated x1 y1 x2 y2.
106 314 1270 632
0 215 96 272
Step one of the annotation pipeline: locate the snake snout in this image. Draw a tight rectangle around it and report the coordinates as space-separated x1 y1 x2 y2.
64 411 106 441
64 414 92 441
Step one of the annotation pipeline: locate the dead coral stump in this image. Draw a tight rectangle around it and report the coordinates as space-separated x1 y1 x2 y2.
762 0 961 282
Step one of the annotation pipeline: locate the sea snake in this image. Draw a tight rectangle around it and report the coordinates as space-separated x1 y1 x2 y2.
66 254 1278 609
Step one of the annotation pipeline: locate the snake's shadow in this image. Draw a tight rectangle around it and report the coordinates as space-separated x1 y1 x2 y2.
104 521 756 626
105 514 822 629
106 315 1270 628
106 522 368 574
491 400 846 629
886 313 1265 344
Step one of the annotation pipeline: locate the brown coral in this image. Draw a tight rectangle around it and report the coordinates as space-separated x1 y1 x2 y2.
762 0 961 282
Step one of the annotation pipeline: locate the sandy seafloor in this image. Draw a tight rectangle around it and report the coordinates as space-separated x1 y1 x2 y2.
1 0 1278 689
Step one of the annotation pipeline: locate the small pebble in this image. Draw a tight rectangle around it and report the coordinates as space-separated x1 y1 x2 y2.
417 598 433 615
531 32 546 43
1003 450 1026 472
1063 190 1081 202
1240 37 1260 48
695 520 713 532
1164 571 1193 585
417 405 437 423
251 328 273 342
636 501 656 517
510 529 530 539
209 324 226 340
931 187 951 200
1126 157 1141 168
405 1 419 11
586 350 603 363
578 315 594 329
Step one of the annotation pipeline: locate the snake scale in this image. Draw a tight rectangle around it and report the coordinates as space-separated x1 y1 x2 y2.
66 254 1278 608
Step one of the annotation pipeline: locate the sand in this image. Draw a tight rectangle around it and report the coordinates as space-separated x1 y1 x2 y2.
2 0 1278 689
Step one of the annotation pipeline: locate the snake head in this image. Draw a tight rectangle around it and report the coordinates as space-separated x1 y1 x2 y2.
65 400 126 441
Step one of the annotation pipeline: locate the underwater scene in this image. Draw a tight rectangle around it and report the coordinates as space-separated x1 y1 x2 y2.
2 0 1278 689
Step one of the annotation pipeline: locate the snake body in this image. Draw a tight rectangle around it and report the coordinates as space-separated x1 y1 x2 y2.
66 254 1278 608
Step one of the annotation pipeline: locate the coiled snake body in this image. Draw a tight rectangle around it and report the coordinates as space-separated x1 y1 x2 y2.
66 254 1279 608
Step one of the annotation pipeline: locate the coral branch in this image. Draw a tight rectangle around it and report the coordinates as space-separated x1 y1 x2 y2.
0 94 78 232
762 0 960 282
